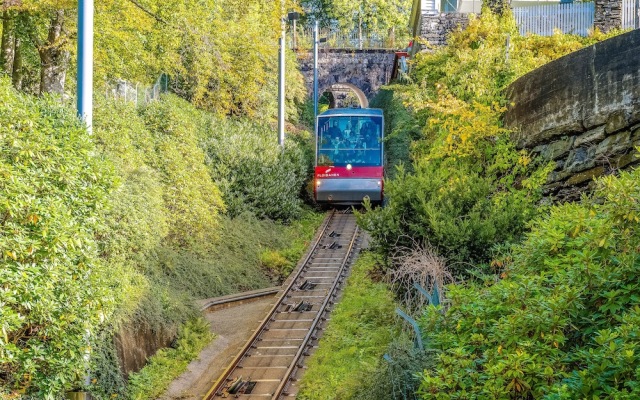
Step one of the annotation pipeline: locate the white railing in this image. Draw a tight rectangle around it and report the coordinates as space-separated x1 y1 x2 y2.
513 2 595 37
295 28 410 50
105 74 168 106
622 0 640 29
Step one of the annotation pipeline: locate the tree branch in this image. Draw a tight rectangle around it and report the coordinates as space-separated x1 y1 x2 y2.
126 0 168 25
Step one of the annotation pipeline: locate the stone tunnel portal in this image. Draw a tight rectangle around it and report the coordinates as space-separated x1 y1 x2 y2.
321 83 369 109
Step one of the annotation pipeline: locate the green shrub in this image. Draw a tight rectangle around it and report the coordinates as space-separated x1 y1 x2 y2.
417 166 640 399
0 78 123 397
201 117 309 221
140 95 225 248
359 10 611 269
260 209 325 280
369 89 421 178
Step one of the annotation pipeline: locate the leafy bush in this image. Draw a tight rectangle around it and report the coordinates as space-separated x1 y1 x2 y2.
201 117 309 221
88 96 319 398
140 95 225 248
417 166 640 399
297 253 399 400
359 10 612 268
260 209 326 281
369 89 421 177
0 78 124 397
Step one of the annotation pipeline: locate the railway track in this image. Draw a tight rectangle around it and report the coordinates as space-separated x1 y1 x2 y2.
203 209 363 399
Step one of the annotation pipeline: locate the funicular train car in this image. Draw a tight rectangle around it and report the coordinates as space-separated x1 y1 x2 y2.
314 108 384 205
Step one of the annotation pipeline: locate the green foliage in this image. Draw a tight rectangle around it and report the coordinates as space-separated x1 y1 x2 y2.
297 253 399 400
201 117 310 221
363 335 436 400
260 209 326 280
417 167 640 399
0 77 122 397
301 0 412 37
3 0 307 120
369 89 421 177
127 318 213 400
139 95 224 248
359 10 611 268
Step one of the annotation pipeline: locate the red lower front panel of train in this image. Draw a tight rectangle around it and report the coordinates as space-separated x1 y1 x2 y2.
314 166 384 205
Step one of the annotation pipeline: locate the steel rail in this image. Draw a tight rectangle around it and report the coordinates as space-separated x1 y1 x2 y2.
203 210 339 400
273 222 360 399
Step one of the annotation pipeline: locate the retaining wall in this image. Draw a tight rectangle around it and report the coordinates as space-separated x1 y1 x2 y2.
504 29 640 201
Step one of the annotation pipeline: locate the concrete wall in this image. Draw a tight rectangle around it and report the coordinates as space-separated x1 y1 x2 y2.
297 49 396 100
504 29 640 201
114 320 176 377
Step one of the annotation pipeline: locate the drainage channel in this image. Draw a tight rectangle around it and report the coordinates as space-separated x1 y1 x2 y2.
203 209 363 399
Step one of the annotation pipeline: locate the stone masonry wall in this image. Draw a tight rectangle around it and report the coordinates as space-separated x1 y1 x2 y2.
595 0 623 32
420 13 470 46
504 29 640 202
297 49 396 99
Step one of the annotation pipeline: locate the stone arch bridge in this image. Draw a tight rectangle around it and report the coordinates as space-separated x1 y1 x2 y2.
297 49 397 108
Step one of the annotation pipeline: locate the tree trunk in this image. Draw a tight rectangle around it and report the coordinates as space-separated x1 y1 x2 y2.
358 15 363 50
11 36 21 89
1 11 14 75
388 26 396 48
38 9 69 95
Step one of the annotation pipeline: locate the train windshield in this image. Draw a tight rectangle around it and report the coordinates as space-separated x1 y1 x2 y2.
316 115 383 167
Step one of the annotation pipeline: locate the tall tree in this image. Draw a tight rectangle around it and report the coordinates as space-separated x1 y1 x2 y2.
1 10 15 74
300 0 412 34
33 9 69 94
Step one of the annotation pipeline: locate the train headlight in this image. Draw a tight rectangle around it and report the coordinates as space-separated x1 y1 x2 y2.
346 164 352 170
377 181 382 186
316 180 321 187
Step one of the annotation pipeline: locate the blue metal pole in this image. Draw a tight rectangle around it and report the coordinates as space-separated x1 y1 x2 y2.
77 0 93 133
278 36 285 148
313 21 319 120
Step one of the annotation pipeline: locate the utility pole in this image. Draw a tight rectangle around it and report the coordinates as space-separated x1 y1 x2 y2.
313 21 319 120
77 0 93 133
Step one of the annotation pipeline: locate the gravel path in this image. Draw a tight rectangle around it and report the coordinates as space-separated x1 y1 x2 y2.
158 296 276 400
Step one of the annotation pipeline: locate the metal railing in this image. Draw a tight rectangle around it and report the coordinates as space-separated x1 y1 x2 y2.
104 73 168 106
293 28 411 50
622 0 640 29
513 2 595 37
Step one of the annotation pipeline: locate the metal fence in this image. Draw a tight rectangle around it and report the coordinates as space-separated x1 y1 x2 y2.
104 73 168 106
294 28 410 50
623 0 640 29
513 2 595 36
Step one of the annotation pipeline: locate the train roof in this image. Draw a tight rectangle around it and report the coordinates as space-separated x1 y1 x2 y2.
318 108 383 118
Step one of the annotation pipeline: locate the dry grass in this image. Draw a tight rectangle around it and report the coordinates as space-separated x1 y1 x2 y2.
388 242 455 314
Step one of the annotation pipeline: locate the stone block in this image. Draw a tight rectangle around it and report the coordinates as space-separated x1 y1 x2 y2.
584 112 609 131
564 166 606 186
605 109 628 134
533 136 575 160
595 130 632 156
543 181 565 195
614 151 640 170
547 169 572 184
565 146 597 173
574 125 606 147
631 124 640 140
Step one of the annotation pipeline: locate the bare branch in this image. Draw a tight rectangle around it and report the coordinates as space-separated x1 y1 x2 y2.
126 0 168 25
388 241 455 314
